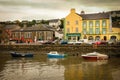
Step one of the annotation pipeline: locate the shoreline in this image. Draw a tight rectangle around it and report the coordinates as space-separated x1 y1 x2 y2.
0 44 120 57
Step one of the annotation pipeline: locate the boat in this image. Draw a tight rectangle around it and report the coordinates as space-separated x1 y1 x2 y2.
81 52 108 60
10 52 33 57
47 51 67 58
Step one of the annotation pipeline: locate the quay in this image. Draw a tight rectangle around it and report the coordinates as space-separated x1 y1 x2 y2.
0 44 120 57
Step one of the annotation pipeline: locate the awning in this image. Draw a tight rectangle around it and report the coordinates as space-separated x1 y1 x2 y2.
66 33 81 36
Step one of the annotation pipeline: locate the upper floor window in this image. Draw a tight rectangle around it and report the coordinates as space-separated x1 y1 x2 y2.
95 28 100 34
95 20 100 27
76 27 79 33
67 21 70 25
75 20 78 25
83 29 87 34
83 21 87 29
89 28 93 34
102 20 106 27
67 28 70 33
89 21 93 28
102 28 106 34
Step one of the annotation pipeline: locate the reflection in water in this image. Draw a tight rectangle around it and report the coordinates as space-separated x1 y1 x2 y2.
81 60 112 80
0 52 120 80
0 58 65 80
64 60 112 80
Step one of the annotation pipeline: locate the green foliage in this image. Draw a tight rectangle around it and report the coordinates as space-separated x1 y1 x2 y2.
0 26 9 43
41 20 49 24
59 19 64 29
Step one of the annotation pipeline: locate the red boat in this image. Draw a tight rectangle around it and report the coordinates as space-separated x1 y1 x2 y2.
81 52 108 60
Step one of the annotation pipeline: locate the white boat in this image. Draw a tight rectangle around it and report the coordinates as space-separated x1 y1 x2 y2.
81 52 108 60
47 51 67 58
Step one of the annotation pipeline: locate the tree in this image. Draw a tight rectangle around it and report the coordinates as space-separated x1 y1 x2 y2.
59 19 64 29
0 25 9 44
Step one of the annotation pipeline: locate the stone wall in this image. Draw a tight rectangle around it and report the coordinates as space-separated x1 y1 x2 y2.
0 44 120 57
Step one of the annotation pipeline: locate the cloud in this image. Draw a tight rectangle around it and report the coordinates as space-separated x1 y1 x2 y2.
0 0 119 21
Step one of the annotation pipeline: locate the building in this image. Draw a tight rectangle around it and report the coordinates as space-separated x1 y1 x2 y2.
64 8 120 41
48 19 61 30
54 30 63 40
11 24 54 43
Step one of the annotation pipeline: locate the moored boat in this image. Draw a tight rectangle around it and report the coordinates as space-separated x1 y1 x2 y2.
81 52 108 60
10 52 33 57
47 51 67 58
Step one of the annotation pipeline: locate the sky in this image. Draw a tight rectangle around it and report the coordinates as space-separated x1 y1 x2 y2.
0 0 120 21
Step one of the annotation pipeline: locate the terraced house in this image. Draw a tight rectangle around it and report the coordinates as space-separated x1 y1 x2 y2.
64 8 120 41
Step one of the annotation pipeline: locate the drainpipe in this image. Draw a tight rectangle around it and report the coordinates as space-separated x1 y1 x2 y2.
109 12 113 40
109 13 112 32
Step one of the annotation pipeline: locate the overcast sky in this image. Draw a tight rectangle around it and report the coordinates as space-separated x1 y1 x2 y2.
0 0 120 21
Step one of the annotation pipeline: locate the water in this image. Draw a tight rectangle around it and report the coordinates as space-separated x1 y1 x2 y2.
0 51 120 80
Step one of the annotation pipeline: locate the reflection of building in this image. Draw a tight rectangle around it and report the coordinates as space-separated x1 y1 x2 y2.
11 24 54 43
64 9 120 41
64 64 83 80
64 60 111 80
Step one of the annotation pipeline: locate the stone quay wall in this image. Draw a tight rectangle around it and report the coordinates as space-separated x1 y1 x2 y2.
0 44 120 57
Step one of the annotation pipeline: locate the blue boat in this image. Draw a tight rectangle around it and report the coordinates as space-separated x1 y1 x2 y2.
10 52 33 57
47 51 67 58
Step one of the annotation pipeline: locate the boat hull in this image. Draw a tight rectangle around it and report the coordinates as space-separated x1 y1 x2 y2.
11 52 33 57
82 56 108 60
47 54 65 58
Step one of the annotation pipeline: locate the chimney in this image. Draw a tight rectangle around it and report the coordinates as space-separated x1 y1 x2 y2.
81 10 85 14
71 8 75 13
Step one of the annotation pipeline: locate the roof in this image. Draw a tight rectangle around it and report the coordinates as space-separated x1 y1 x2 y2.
13 24 54 32
4 24 21 31
77 13 109 20
48 19 60 23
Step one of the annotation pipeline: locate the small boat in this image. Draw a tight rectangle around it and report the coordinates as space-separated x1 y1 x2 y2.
10 52 33 57
47 51 67 58
81 52 108 60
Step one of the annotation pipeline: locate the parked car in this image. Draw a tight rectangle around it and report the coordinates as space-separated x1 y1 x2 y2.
108 40 116 45
100 41 108 45
87 40 95 45
68 40 84 45
60 40 68 44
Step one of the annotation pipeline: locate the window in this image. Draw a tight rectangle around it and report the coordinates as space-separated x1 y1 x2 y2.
67 28 70 33
15 32 19 38
25 32 31 38
102 20 106 27
89 21 93 28
76 27 78 33
83 21 87 29
95 20 100 27
102 28 106 34
89 28 93 34
88 36 93 40
75 20 78 25
95 36 100 40
67 21 70 25
83 29 87 34
95 28 100 34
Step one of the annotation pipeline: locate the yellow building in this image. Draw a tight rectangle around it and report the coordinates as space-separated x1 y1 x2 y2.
64 8 120 41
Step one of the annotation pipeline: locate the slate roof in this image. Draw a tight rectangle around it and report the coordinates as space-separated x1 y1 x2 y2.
4 25 21 31
13 24 54 32
77 13 109 20
48 19 60 23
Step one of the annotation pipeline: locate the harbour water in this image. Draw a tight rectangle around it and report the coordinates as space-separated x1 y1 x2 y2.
0 51 120 80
